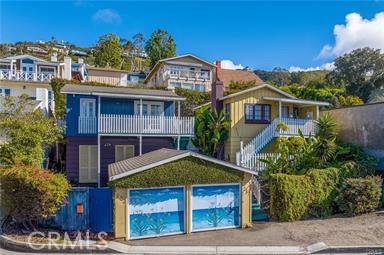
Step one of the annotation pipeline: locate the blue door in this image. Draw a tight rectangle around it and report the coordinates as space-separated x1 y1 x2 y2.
191 184 241 231
89 188 113 232
128 187 185 239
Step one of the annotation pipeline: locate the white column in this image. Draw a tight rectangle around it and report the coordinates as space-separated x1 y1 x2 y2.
139 136 142 155
177 101 181 117
316 105 319 120
97 96 101 188
278 101 282 121
139 98 143 156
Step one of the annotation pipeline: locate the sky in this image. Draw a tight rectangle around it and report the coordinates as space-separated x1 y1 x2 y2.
0 1 383 71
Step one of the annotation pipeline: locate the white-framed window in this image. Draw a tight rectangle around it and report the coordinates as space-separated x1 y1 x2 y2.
0 87 11 96
115 145 135 162
39 67 56 74
80 98 96 117
78 145 98 183
134 101 164 116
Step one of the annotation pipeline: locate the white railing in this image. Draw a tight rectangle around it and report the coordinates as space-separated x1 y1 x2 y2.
98 114 195 135
78 117 97 134
239 153 280 172
0 70 56 82
166 69 211 80
237 118 316 170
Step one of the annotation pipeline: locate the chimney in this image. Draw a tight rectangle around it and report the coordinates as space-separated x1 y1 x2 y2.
211 79 224 113
215 60 221 69
50 53 57 62
78 58 84 64
63 56 72 80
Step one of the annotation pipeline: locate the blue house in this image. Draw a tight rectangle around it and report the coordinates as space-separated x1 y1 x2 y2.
61 84 194 187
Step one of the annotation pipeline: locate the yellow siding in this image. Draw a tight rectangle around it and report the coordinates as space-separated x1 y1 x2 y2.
114 188 128 240
87 70 122 86
241 173 253 228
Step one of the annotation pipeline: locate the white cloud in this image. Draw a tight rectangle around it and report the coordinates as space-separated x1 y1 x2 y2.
288 62 335 73
92 9 121 24
319 12 384 58
220 60 244 70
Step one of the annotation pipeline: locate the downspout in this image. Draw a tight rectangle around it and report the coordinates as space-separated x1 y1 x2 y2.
97 96 101 188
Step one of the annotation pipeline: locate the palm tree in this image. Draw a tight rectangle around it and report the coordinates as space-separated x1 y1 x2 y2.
314 113 338 163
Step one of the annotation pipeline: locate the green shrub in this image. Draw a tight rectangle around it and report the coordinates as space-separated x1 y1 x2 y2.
174 88 210 116
269 168 340 221
0 165 71 227
337 176 382 215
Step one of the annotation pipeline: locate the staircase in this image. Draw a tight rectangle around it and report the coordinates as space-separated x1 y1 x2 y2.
236 117 316 172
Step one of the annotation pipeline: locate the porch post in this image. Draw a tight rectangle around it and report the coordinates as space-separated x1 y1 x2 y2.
139 98 143 156
316 105 319 120
139 135 142 155
177 101 181 117
278 101 282 121
177 101 181 151
97 96 101 188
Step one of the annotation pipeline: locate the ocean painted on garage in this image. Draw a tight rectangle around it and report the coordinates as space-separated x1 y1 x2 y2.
128 187 185 239
191 184 240 231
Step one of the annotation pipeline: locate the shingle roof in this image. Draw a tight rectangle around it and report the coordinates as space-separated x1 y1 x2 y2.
108 148 255 181
60 84 185 100
217 68 264 87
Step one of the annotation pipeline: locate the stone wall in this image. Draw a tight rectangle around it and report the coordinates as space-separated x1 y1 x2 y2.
322 102 384 171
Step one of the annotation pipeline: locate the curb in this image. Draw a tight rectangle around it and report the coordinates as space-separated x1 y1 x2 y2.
0 234 118 253
312 245 384 254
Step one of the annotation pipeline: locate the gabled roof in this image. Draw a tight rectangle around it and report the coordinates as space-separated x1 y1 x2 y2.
108 148 255 181
219 83 297 101
144 54 215 83
217 68 264 86
60 84 185 101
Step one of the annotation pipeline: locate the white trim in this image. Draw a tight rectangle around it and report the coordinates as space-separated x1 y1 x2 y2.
79 98 96 117
127 186 186 240
109 151 255 181
263 96 330 106
219 84 297 101
190 183 241 232
61 91 185 101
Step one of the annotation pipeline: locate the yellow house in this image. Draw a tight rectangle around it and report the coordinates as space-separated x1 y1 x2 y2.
214 83 329 169
109 148 254 240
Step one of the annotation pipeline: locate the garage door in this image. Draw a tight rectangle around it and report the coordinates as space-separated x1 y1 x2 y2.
191 184 241 231
128 187 185 239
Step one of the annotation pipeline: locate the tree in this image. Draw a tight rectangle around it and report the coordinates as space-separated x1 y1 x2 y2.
0 95 62 167
145 29 176 69
328 47 384 102
94 33 123 69
192 107 230 158
314 113 337 164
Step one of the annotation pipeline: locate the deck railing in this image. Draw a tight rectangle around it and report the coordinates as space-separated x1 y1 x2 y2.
78 114 195 135
0 70 56 82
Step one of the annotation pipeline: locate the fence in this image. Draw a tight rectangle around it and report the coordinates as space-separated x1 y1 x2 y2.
41 187 113 232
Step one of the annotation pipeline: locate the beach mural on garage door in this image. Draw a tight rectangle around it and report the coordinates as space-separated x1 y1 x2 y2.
128 187 185 239
191 184 240 231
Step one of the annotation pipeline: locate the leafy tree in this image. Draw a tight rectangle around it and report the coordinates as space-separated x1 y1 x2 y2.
174 87 211 116
0 165 70 230
328 47 384 102
0 95 62 167
94 33 123 69
368 88 384 103
145 29 176 69
314 113 337 164
192 107 230 158
0 44 8 57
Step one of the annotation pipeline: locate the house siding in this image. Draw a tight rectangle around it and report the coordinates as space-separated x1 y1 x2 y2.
66 136 174 186
66 94 98 136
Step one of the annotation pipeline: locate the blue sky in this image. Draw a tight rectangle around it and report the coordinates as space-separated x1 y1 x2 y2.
1 1 383 70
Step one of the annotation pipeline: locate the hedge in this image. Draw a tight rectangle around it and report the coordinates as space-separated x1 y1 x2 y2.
108 156 244 189
269 168 340 221
337 176 382 215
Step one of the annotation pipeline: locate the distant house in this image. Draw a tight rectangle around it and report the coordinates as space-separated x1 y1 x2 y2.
27 46 48 55
86 66 129 86
215 60 264 90
144 54 216 92
62 84 194 187
0 54 86 114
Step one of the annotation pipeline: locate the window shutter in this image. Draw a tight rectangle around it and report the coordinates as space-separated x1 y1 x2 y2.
79 145 98 183
115 145 135 162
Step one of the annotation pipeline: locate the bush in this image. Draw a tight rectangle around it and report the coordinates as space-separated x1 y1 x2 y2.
269 168 340 221
0 165 70 228
174 87 210 116
337 176 382 215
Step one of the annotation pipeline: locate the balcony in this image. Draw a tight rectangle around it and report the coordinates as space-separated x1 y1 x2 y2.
165 69 211 81
0 70 57 82
78 114 195 136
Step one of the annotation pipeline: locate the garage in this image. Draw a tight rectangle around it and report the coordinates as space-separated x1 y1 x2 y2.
128 187 185 239
109 149 254 240
191 184 241 232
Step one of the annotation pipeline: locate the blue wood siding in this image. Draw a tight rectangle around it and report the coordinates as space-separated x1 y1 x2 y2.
66 93 176 136
66 94 98 136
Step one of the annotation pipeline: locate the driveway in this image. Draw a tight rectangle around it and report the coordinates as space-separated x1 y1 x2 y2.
121 213 384 246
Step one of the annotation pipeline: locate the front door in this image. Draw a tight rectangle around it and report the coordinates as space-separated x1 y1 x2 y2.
80 98 96 133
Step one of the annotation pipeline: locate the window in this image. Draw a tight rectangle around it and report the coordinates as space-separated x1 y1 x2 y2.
225 103 231 120
195 84 205 92
0 88 11 96
40 67 55 73
79 145 97 183
80 98 96 117
169 82 181 89
245 104 271 123
134 101 164 116
115 145 135 162
282 105 289 118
